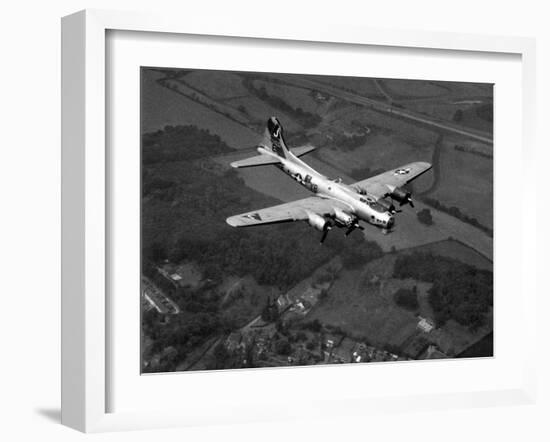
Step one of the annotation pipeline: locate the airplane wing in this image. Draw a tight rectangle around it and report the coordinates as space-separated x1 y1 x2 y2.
226 196 349 227
290 145 316 157
230 145 316 168
352 161 432 199
230 154 280 168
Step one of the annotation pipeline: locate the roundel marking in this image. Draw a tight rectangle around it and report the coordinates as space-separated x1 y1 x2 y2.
394 168 411 175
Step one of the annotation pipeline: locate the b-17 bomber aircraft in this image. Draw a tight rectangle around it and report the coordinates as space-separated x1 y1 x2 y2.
226 117 432 243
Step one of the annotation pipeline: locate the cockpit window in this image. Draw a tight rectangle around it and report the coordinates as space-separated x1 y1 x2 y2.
368 202 387 213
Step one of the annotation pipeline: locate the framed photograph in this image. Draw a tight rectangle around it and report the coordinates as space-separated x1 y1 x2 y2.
61 9 537 433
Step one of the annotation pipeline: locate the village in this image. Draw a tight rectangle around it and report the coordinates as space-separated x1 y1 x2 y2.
142 256 450 372
219 280 447 369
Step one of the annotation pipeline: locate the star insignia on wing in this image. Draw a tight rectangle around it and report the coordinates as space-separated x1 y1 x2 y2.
244 213 262 221
394 168 411 175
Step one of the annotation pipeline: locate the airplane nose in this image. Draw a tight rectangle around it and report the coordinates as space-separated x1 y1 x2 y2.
387 216 395 229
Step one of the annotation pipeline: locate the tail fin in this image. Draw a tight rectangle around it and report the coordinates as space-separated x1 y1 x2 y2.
264 117 289 159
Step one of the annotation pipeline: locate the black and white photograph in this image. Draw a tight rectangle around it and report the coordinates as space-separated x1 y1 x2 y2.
5 0 549 439
140 67 494 373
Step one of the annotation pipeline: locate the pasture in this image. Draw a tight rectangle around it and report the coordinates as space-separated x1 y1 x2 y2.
141 69 259 147
428 137 493 228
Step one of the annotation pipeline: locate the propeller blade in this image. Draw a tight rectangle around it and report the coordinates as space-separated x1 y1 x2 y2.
345 225 356 237
345 222 363 236
320 225 332 244
400 195 414 208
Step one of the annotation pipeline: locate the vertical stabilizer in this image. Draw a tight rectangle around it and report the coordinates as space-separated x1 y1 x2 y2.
265 116 289 158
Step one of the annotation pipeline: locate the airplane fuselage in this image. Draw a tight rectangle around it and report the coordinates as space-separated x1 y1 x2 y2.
257 146 395 230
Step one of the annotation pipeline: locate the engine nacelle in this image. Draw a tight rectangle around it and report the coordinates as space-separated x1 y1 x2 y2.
307 212 330 232
333 208 354 226
377 198 397 214
389 186 411 205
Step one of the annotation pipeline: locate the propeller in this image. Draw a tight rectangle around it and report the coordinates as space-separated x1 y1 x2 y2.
320 224 332 244
344 221 364 237
388 204 402 214
399 193 414 208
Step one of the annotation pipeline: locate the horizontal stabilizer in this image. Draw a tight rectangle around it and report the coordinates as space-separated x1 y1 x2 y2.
230 154 281 169
291 145 316 157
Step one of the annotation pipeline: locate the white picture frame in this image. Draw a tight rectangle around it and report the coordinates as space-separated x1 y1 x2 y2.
61 9 537 433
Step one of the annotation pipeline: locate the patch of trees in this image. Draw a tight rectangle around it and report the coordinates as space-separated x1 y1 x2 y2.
421 197 492 236
393 287 419 311
141 281 235 373
274 338 292 356
330 131 368 151
393 252 493 330
260 296 279 322
142 124 232 165
339 238 384 269
206 340 251 371
416 208 433 226
453 109 464 122
169 227 334 289
300 319 323 333
141 308 226 373
243 79 321 129
476 103 493 123
171 226 378 291
142 174 175 197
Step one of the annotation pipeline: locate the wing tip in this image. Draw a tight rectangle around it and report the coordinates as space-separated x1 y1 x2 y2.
226 216 240 227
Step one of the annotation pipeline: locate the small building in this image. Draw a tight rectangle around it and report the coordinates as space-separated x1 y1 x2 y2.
325 333 344 349
352 343 369 363
276 293 291 310
332 337 356 363
417 316 435 333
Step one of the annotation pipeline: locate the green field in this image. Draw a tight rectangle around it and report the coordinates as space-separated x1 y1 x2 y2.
141 69 259 147
305 74 386 99
184 70 249 99
377 79 450 99
403 239 492 271
255 79 320 114
428 137 493 228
